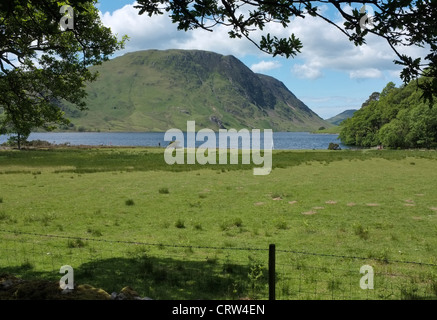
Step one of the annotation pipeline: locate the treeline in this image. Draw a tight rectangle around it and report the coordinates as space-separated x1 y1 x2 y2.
339 78 437 149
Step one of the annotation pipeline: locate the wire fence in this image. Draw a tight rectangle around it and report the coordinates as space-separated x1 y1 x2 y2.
1 229 436 300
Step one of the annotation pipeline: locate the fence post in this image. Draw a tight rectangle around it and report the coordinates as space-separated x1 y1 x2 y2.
269 243 276 300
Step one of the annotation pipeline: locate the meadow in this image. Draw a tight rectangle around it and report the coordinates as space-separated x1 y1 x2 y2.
0 147 436 299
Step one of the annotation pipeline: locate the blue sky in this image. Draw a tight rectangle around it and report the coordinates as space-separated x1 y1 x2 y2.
95 0 425 119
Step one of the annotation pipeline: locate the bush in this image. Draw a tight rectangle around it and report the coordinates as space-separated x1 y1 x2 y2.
175 219 185 229
26 140 53 147
194 222 203 230
159 187 169 194
125 199 135 206
87 228 103 237
233 218 243 227
0 211 9 221
353 223 369 240
328 142 341 150
67 239 87 248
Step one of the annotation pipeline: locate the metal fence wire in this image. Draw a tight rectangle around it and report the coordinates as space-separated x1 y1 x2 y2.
0 229 436 300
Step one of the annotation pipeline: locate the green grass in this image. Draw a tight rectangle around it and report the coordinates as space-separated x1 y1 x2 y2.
0 147 436 299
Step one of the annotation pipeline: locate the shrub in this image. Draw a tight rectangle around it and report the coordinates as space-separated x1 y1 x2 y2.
328 142 341 150
276 219 288 230
26 140 53 147
353 223 369 240
175 219 185 229
159 187 169 194
87 228 103 237
220 221 231 231
233 218 243 227
125 199 135 206
0 211 9 221
67 239 87 248
194 222 203 230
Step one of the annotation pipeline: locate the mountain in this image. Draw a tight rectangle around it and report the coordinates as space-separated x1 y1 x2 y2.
61 49 330 132
325 109 357 126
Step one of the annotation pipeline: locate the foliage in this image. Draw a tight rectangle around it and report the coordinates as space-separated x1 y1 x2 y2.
134 0 437 102
339 78 437 148
0 0 126 148
328 143 341 150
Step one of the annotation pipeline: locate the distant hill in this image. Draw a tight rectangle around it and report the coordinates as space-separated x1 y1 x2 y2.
61 49 330 132
325 109 357 126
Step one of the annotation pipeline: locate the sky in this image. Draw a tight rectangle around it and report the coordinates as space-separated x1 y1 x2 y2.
95 0 427 119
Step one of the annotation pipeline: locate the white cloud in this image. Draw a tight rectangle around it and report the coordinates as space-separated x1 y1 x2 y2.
100 3 191 54
286 15 397 79
283 6 429 81
250 61 281 73
99 1 429 81
350 68 383 79
99 2 260 57
291 63 323 80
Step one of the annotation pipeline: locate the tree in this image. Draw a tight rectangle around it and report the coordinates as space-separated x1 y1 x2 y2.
340 78 437 148
134 0 436 104
0 0 127 148
361 91 380 108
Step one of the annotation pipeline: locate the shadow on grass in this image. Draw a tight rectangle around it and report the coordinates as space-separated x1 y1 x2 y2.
0 254 268 300
2 148 436 174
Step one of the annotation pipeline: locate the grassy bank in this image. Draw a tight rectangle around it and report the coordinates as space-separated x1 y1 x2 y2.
0 147 436 299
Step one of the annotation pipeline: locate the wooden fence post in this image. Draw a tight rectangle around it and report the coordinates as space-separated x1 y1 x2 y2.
269 244 276 300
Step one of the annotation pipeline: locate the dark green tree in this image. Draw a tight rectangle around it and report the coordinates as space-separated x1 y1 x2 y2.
0 0 127 148
340 78 437 148
134 0 436 104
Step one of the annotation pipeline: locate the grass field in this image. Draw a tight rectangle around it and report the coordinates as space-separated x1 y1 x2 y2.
0 147 436 299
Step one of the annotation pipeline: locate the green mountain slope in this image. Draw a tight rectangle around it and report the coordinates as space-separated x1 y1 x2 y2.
62 49 330 132
325 109 357 126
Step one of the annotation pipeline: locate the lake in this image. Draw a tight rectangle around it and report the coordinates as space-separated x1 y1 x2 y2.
0 131 347 150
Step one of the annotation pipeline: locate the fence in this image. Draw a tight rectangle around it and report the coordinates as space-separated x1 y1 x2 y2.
1 229 436 300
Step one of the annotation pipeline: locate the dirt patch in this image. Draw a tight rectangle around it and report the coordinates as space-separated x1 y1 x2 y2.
272 197 282 201
254 202 265 206
325 200 337 205
366 203 380 207
288 201 298 205
301 210 317 215
347 202 356 207
404 203 416 207
429 207 437 211
312 206 325 210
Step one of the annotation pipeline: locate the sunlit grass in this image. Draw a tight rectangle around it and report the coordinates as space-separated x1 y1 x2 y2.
0 147 436 299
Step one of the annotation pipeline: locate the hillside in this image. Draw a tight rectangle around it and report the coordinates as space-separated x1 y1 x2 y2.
325 109 357 126
61 49 330 132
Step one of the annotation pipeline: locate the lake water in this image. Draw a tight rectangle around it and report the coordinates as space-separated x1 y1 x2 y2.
0 131 347 150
